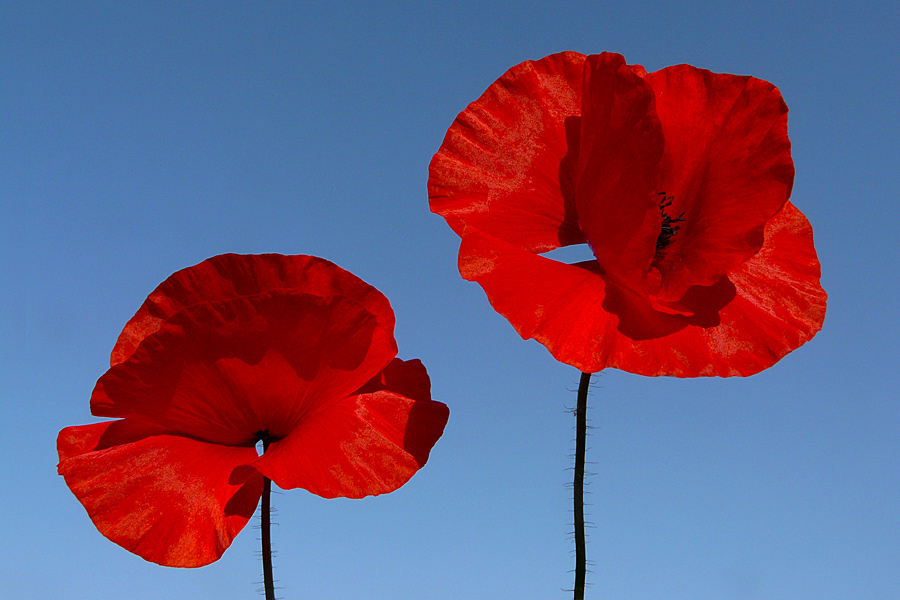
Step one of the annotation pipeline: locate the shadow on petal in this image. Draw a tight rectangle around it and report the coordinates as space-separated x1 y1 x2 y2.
225 465 265 518
403 398 451 468
600 271 736 341
557 115 583 247
682 275 737 328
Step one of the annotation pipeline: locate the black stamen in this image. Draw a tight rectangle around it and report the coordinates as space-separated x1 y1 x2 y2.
655 192 685 255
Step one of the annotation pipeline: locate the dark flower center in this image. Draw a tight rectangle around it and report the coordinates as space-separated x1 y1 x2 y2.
255 429 273 455
655 192 685 258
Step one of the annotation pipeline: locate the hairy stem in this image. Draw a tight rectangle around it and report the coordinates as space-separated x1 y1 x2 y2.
574 371 591 600
261 438 275 600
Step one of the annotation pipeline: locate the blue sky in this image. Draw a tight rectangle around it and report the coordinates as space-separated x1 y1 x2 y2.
1 2 897 599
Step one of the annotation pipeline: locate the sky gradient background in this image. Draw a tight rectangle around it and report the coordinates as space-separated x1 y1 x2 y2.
2 2 897 599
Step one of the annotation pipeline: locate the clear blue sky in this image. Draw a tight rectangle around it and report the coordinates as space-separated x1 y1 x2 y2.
2 2 897 599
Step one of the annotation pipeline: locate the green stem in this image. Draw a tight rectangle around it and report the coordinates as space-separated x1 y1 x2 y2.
574 371 591 600
261 438 275 600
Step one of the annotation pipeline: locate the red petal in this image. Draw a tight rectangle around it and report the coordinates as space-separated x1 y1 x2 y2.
457 229 620 373
603 202 825 376
112 254 394 366
92 291 397 445
254 390 450 498
457 200 824 375
575 53 664 289
644 65 794 302
429 51 586 252
710 200 827 371
57 421 263 567
355 357 432 402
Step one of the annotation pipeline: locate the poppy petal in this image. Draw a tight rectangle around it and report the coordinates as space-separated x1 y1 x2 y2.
710 200 827 371
644 65 794 302
602 201 825 376
457 228 620 373
111 254 394 366
254 389 450 498
458 200 824 376
429 51 586 252
575 53 664 288
355 357 433 402
57 420 263 568
92 290 398 446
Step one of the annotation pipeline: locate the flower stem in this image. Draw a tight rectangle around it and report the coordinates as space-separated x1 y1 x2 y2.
261 438 276 600
574 371 591 600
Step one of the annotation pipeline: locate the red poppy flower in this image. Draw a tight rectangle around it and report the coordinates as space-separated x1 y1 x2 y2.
429 51 826 376
57 254 449 567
